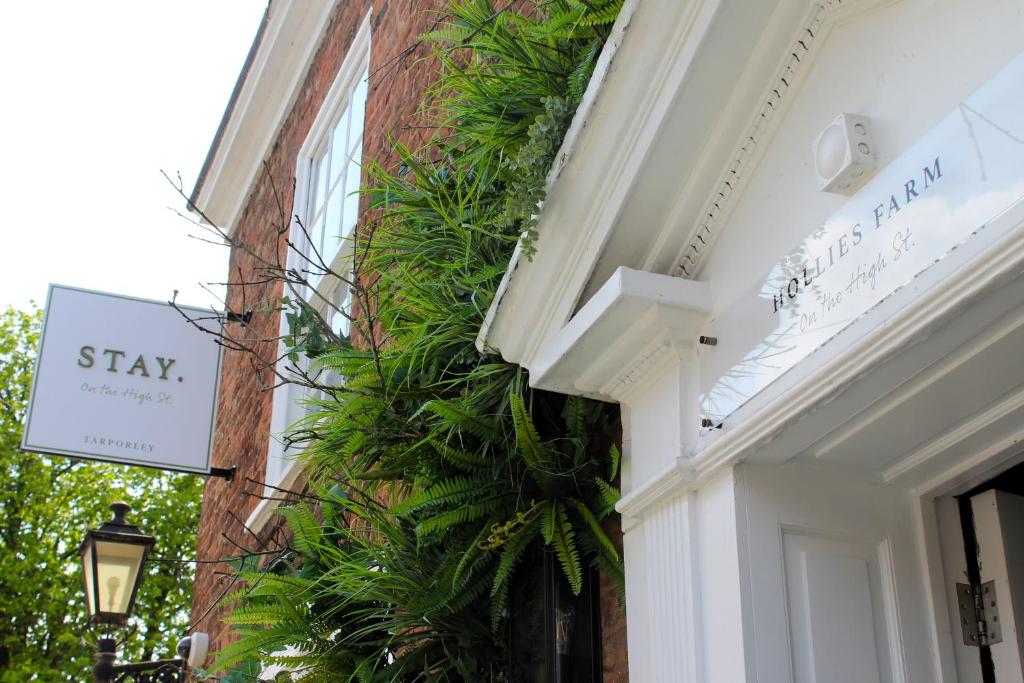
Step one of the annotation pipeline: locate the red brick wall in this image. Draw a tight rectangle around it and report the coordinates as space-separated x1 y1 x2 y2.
600 517 629 681
190 1 630 676
190 0 444 652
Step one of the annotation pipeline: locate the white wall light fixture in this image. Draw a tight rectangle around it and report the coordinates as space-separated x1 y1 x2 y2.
180 632 210 669
813 113 876 194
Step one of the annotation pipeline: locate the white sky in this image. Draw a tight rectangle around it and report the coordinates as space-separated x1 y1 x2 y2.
0 1 268 312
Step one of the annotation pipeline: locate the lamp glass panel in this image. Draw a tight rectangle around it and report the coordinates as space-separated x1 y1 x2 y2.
94 540 146 616
80 542 96 616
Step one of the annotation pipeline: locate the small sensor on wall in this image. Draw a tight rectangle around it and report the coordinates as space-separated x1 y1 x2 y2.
812 113 876 195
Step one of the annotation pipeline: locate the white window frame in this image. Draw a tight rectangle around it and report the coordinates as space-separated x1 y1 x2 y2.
250 11 372 531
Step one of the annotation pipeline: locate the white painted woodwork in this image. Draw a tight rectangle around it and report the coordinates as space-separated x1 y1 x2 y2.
622 489 695 683
739 464 933 682
470 0 1024 680
520 266 710 403
782 532 887 682
693 470 749 683
971 489 1024 680
620 469 750 682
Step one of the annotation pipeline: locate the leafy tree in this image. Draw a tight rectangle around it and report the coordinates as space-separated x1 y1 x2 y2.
0 307 205 682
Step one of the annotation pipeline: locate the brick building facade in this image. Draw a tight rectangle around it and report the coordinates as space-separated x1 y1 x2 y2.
188 1 627 679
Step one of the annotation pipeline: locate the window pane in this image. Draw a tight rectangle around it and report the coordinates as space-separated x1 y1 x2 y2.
330 306 350 339
311 152 328 215
310 213 327 269
342 147 362 238
323 189 344 265
330 104 351 186
349 69 369 145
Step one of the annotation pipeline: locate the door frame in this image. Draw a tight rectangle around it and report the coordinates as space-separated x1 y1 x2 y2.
915 432 1024 682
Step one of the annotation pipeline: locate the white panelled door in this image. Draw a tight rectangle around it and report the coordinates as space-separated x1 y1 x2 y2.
740 464 935 683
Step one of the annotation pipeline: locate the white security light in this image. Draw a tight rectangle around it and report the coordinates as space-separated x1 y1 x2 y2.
813 113 876 195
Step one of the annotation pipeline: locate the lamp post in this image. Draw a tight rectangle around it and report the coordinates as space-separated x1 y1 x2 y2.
80 503 201 682
81 502 190 683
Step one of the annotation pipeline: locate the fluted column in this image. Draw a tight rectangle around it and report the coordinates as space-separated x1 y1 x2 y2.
608 336 748 683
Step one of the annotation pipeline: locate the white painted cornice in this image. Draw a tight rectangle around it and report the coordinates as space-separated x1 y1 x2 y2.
523 267 710 400
190 0 339 235
663 0 894 280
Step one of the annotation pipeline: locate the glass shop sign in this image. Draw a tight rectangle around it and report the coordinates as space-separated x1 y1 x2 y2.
700 50 1024 426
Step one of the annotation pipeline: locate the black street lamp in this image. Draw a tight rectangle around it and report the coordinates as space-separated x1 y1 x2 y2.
81 502 188 682
80 502 155 627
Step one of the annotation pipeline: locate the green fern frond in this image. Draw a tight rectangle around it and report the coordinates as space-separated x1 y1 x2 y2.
453 522 494 585
416 495 510 537
550 501 583 594
608 443 621 481
490 511 541 630
278 505 323 558
566 497 619 563
580 1 623 26
570 40 600 100
490 575 512 633
446 566 493 614
421 25 475 45
540 499 558 545
422 398 501 443
391 475 490 515
541 7 587 37
430 437 491 471
595 476 621 517
562 395 587 440
510 393 554 477
491 509 540 595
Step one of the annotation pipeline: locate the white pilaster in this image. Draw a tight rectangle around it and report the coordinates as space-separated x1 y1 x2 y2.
609 340 748 683
623 488 700 682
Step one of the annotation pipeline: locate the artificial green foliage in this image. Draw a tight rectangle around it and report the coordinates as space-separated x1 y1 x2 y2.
420 0 621 256
0 308 204 682
217 1 624 680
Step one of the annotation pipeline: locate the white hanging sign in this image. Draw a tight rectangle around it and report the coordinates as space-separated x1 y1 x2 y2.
22 285 222 474
700 50 1024 425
